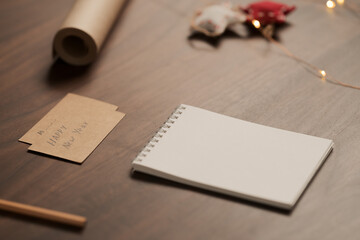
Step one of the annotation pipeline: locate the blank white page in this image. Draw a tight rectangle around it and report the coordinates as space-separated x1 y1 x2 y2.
132 104 333 209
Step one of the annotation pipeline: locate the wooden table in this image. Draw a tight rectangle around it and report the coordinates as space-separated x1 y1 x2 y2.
1 0 359 239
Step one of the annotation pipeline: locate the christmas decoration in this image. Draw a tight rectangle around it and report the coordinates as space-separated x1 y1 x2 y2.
239 1 296 25
191 3 245 37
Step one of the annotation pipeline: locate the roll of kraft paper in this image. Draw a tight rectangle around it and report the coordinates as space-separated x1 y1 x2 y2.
53 0 126 65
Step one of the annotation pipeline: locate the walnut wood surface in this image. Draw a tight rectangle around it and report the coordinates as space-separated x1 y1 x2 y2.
0 0 359 239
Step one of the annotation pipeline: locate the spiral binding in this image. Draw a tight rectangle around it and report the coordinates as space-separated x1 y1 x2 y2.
133 105 187 163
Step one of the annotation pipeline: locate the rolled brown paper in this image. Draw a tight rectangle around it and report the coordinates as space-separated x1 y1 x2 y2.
53 0 126 65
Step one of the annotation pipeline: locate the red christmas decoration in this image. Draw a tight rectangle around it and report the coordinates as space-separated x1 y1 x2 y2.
240 1 296 25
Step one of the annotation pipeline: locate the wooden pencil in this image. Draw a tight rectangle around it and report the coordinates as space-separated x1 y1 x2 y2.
0 199 87 227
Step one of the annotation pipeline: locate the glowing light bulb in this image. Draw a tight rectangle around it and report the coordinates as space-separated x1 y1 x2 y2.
252 20 261 29
320 70 327 80
326 0 336 8
336 0 344 5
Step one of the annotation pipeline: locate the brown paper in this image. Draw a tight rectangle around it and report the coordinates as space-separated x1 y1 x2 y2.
53 0 126 65
19 94 125 163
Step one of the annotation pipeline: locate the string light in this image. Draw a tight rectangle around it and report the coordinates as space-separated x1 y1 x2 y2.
325 0 360 14
248 2 360 90
252 19 261 29
326 0 336 8
250 22 360 90
190 3 360 91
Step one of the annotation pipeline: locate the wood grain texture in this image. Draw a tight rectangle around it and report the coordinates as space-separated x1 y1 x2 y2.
0 0 359 239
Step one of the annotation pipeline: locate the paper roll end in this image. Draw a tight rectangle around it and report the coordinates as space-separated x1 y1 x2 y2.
53 28 97 66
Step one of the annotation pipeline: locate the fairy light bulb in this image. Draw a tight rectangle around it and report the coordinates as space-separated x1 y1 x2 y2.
320 70 327 80
326 0 336 8
252 19 261 29
336 0 344 5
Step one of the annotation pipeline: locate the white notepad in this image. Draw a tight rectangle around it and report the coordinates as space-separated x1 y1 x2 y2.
132 105 333 209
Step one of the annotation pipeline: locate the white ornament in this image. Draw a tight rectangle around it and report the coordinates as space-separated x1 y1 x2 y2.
192 3 246 37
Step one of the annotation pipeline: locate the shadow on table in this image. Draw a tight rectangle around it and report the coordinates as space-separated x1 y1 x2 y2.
46 58 92 88
244 22 292 42
187 30 242 49
26 150 84 165
131 171 293 215
0 209 85 233
187 22 292 49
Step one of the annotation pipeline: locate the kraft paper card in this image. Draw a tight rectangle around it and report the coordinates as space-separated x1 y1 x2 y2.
19 93 125 163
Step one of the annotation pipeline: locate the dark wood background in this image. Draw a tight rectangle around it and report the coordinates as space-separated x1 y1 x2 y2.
1 0 359 239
